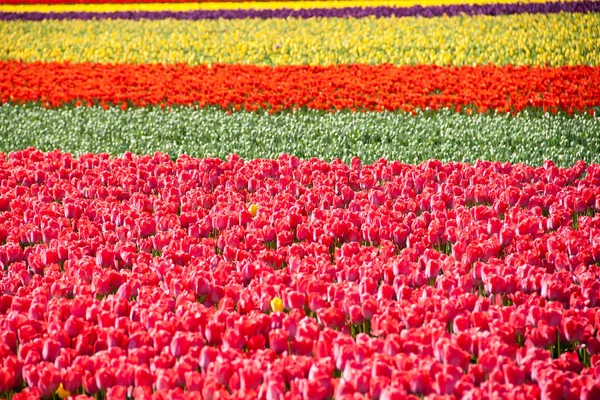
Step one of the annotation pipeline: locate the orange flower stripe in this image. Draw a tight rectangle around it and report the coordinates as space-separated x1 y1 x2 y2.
2 61 599 114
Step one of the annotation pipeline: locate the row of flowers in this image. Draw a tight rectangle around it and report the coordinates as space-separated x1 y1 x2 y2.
2 61 599 114
2 104 598 168
1 12 598 67
0 149 600 399
0 0 386 3
0 0 515 7
2 1 598 21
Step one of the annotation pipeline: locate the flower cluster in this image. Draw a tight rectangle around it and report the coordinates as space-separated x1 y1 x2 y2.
2 12 598 67
3 61 599 114
1 149 600 399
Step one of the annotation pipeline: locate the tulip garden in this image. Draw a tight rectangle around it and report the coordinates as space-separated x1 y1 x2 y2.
1 0 600 399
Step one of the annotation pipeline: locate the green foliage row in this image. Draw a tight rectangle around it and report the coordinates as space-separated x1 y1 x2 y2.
0 104 598 166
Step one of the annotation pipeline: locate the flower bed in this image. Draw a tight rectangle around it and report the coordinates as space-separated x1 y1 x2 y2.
1 149 600 399
3 62 600 114
2 13 599 67
2 1 598 21
1 105 599 166
1 0 600 397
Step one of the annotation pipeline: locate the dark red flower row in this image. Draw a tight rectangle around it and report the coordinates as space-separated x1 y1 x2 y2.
1 61 599 114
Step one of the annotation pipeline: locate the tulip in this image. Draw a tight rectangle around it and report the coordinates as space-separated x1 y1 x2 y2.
55 383 71 399
222 329 245 351
270 297 284 313
199 346 219 371
132 386 153 400
246 334 267 352
204 321 224 345
0 367 15 393
361 298 377 321
95 367 116 391
285 291 306 310
170 332 191 358
239 363 263 391
503 363 526 386
96 246 115 268
155 369 178 391
268 329 288 354
62 366 83 393
42 339 62 362
134 365 154 388
348 305 364 325
36 363 62 398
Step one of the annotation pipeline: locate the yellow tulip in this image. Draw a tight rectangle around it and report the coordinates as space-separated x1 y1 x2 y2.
270 297 284 313
56 384 71 400
248 204 258 217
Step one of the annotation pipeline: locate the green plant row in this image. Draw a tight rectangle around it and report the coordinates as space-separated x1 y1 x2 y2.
0 104 598 166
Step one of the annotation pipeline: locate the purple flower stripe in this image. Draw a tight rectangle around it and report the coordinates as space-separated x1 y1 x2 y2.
0 0 598 21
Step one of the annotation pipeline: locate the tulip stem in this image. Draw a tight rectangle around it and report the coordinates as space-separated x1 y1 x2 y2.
516 333 524 347
0 391 14 400
578 345 591 368
363 320 371 336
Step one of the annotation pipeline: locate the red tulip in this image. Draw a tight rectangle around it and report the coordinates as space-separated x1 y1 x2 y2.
562 317 585 343
269 329 288 354
95 367 116 391
199 346 219 371
155 369 178 391
285 291 306 310
134 366 154 388
239 363 263 391
35 363 61 398
41 339 62 363
62 366 83 393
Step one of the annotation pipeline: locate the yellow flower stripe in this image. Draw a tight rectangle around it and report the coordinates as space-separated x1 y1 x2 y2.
0 0 577 13
1 13 598 67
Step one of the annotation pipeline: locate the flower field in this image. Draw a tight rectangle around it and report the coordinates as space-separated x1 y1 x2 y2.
1 0 600 399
